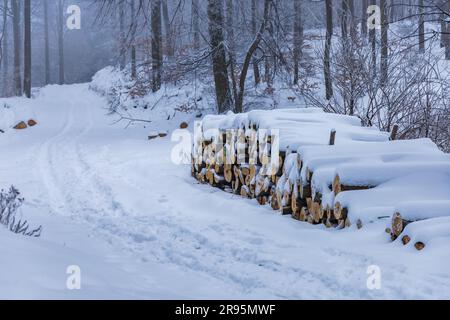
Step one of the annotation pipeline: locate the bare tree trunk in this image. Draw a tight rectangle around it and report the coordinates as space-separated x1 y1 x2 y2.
441 1 446 48
130 0 137 79
418 0 425 52
264 4 274 86
1 0 9 96
58 0 65 85
152 0 163 92
251 0 261 86
348 0 357 39
293 0 303 85
23 0 31 98
226 0 237 105
341 0 349 39
162 0 173 58
369 0 377 77
324 0 333 100
192 0 200 50
380 0 388 84
12 0 21 96
119 0 126 70
207 0 232 113
445 1 450 59
44 0 50 85
361 0 368 38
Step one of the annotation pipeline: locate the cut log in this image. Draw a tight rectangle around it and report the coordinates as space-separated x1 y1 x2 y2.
391 212 409 240
414 242 425 251
257 195 267 206
299 207 308 221
224 165 233 183
271 192 280 211
299 183 312 199
334 201 348 221
333 174 373 194
27 119 37 127
240 185 250 198
232 177 241 194
401 235 411 245
180 122 189 129
13 121 28 130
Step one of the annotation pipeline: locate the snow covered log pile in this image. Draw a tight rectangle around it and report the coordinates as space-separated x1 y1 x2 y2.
192 108 450 250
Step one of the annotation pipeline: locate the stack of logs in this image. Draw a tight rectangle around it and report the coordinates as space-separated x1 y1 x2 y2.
192 128 358 229
192 124 448 251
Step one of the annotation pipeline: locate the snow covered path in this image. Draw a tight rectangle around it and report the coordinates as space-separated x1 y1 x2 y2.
1 84 450 299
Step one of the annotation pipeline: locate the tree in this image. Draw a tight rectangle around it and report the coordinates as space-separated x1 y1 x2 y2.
192 0 200 50
324 0 333 100
1 0 9 96
119 0 126 70
58 0 65 85
130 0 137 79
341 0 349 39
23 0 31 98
293 0 303 85
226 0 238 106
380 0 388 83
151 0 163 92
162 0 173 58
418 0 425 52
251 0 261 86
207 0 232 113
444 0 450 59
369 0 377 77
361 0 368 38
44 0 50 85
12 0 21 96
440 0 448 48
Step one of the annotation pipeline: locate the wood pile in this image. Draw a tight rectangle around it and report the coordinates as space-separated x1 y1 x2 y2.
192 109 450 250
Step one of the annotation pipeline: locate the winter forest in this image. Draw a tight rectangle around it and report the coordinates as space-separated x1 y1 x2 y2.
0 0 450 300
1 0 449 150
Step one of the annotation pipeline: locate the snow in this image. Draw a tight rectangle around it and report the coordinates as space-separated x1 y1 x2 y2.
395 201 450 221
400 217 450 250
200 109 389 150
1 81 450 299
335 162 450 187
335 172 450 226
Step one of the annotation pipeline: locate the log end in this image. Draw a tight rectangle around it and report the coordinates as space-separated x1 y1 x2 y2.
401 235 411 245
414 242 425 251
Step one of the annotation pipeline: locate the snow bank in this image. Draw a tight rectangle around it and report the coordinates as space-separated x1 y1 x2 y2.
395 201 450 221
335 172 450 226
335 162 450 187
200 108 389 150
0 96 38 133
89 66 126 96
400 217 450 249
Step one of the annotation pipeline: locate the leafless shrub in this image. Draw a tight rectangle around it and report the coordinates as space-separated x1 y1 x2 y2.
0 186 42 237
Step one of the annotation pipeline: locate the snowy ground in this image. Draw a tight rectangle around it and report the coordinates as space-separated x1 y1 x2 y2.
1 83 450 300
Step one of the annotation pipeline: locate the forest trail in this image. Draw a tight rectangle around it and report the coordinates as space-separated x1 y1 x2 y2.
1 84 450 299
